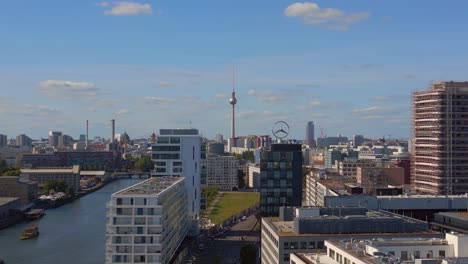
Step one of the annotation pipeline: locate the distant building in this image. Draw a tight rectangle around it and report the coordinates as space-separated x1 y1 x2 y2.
79 134 86 141
260 144 303 216
215 133 224 143
58 135 73 147
0 134 7 147
0 176 38 206
0 197 22 225
356 166 405 194
432 212 468 234
317 136 348 148
413 81 468 195
256 135 272 148
48 131 62 147
21 151 122 171
105 177 187 264
353 134 364 147
202 156 239 191
206 142 225 156
306 121 315 147
20 165 81 192
151 128 201 235
261 207 440 264
16 134 32 147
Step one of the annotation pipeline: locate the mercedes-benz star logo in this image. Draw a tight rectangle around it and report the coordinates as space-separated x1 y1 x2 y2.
272 121 289 140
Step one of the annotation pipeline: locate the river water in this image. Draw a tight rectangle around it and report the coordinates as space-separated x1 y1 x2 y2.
0 179 142 264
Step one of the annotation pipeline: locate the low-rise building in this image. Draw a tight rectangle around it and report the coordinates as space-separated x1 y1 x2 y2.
105 177 187 264
20 165 81 192
261 207 441 264
0 176 38 206
432 212 468 234
0 197 21 228
357 166 405 194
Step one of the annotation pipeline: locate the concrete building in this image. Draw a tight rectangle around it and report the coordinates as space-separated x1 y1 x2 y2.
260 144 303 216
412 81 468 195
248 163 261 189
105 177 187 264
20 165 81 192
0 134 7 147
58 134 73 147
317 136 349 149
16 134 32 147
202 156 239 191
0 176 38 206
151 128 201 235
48 131 62 147
306 121 315 147
356 166 405 194
206 142 225 157
261 207 441 264
0 197 22 228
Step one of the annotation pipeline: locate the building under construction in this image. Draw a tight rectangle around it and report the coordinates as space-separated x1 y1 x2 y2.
412 81 468 195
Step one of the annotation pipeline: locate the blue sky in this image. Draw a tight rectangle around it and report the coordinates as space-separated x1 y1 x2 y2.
1 0 468 140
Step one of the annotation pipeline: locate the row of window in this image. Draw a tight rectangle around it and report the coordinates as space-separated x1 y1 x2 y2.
156 137 180 144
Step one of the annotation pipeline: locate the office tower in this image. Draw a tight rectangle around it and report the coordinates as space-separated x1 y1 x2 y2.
0 134 7 147
259 144 303 216
79 134 86 141
16 134 32 147
48 131 62 147
151 128 201 235
105 177 188 264
412 81 468 195
306 121 315 147
354 134 364 147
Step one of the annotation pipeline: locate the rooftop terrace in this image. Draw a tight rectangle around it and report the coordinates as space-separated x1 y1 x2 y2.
114 177 184 196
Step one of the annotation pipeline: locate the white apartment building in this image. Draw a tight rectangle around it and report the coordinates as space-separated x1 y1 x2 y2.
305 174 339 206
248 163 261 189
202 156 239 191
151 129 201 235
105 177 187 264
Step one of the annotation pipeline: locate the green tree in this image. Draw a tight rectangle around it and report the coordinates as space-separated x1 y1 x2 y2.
240 244 257 264
134 156 154 172
65 186 75 197
237 169 246 188
43 179 68 193
212 256 223 264
2 169 21 176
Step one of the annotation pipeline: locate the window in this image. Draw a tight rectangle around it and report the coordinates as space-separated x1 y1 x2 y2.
439 250 445 258
283 254 290 261
157 137 169 143
301 242 307 249
116 198 122 205
153 145 180 151
401 251 408 261
329 249 335 258
309 241 315 249
414 251 420 259
427 250 433 258
155 161 166 166
170 137 180 143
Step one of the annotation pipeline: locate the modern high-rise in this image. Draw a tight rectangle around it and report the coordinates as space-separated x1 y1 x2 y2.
0 134 7 147
16 134 32 147
48 131 62 147
412 81 468 195
306 121 315 147
353 134 364 147
105 177 188 264
151 128 201 235
259 144 303 216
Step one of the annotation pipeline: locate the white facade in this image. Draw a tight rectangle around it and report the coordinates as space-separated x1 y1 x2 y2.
151 129 201 235
248 164 261 189
202 156 239 191
105 177 187 264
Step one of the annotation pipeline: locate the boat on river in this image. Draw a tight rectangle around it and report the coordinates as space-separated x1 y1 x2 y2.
25 209 45 220
20 225 39 240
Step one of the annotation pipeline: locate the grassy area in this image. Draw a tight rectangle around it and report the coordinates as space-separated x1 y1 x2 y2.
208 192 259 224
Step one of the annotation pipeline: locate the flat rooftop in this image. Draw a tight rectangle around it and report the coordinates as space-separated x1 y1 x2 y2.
21 165 80 174
436 212 468 222
0 197 20 206
114 177 184 196
159 128 199 135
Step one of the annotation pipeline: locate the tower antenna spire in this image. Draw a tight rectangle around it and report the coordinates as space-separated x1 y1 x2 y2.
232 65 235 92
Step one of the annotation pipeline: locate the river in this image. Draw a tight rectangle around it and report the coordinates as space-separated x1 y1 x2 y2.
0 179 142 264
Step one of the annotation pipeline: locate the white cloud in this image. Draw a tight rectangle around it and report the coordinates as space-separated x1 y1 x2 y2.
215 93 228 99
284 2 369 30
96 2 109 7
143 96 176 104
38 80 99 99
352 106 385 114
116 108 131 115
102 2 152 16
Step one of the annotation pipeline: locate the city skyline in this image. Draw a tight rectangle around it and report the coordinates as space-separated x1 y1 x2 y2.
2 1 468 139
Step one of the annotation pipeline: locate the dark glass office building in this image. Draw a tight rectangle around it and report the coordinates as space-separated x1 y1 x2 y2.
260 144 303 216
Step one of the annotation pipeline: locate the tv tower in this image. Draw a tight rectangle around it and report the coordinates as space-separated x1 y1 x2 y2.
228 67 237 153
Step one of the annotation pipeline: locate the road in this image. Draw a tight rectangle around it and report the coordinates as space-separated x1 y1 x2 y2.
188 214 260 264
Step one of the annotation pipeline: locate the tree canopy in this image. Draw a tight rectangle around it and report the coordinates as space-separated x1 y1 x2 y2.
134 156 154 172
